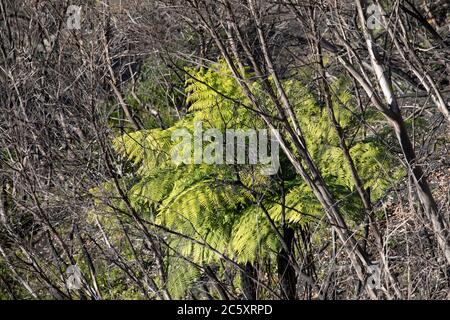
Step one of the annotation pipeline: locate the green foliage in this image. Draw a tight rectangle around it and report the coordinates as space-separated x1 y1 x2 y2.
166 257 201 299
286 77 403 202
184 62 256 130
94 60 401 298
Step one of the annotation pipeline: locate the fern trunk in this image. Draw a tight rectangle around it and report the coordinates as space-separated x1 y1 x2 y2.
240 262 257 300
277 226 297 300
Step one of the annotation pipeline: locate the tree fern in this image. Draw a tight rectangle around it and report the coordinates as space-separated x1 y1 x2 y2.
91 60 402 298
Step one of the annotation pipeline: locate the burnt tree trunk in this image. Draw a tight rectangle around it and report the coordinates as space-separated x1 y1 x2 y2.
240 262 257 300
277 227 297 300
